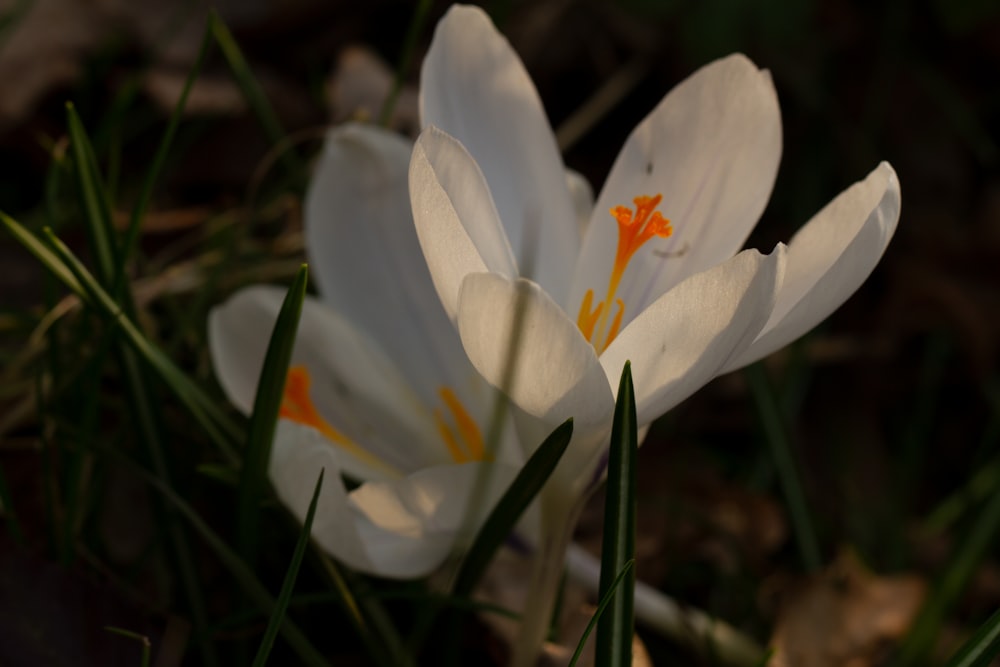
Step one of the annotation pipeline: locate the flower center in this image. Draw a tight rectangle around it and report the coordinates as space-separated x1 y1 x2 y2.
280 365 391 472
433 387 491 463
576 194 672 353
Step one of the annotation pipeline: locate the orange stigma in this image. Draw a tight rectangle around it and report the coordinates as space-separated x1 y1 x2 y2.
577 194 672 353
280 366 389 471
433 387 490 463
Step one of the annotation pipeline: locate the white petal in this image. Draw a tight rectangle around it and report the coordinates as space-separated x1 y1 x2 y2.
455 273 616 450
304 123 483 408
420 4 579 302
410 126 518 320
600 247 784 426
570 54 781 320
723 162 901 371
208 286 446 477
348 461 522 578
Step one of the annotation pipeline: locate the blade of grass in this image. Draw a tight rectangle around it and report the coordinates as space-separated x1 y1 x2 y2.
942 607 1000 667
119 455 328 667
104 627 152 667
595 361 638 667
897 482 1000 665
569 560 636 667
208 12 302 178
0 215 240 460
66 103 119 285
377 0 432 126
238 265 307 564
251 469 323 667
65 107 222 667
451 418 575 598
114 14 215 297
746 362 821 572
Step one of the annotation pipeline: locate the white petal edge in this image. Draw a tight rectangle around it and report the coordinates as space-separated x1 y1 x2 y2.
456 273 616 448
304 122 481 407
410 126 518 321
208 286 445 479
600 247 785 426
348 461 522 578
420 4 579 303
570 53 782 318
566 169 594 240
723 161 901 372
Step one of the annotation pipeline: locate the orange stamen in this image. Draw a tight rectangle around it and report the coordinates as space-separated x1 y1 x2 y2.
580 194 672 352
439 388 489 462
433 409 469 463
280 366 390 472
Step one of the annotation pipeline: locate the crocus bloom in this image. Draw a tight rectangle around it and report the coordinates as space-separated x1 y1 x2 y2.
411 5 901 500
412 10 899 660
209 123 528 578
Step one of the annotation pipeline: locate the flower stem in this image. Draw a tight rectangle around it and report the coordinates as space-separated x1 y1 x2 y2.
510 501 578 667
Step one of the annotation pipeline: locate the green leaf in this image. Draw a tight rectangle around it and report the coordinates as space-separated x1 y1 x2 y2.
238 265 308 563
569 560 635 667
0 215 241 462
746 362 821 572
104 627 151 667
251 469 324 667
114 15 215 296
451 418 574 598
595 361 637 667
65 102 118 287
942 607 1000 667
208 12 302 178
122 456 328 667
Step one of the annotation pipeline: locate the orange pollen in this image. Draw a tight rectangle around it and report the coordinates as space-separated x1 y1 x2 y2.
577 194 671 353
433 387 490 464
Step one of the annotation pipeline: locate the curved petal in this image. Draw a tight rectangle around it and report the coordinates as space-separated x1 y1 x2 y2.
570 54 781 321
348 461 522 578
270 424 522 578
723 162 901 372
420 4 578 302
455 273 616 453
304 123 482 407
209 286 451 477
410 126 517 320
600 247 784 426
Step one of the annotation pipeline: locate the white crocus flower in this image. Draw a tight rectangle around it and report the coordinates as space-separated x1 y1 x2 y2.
209 123 527 578
412 4 900 499
411 7 899 661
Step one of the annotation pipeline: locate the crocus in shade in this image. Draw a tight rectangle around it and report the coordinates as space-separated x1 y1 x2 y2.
411 6 899 660
209 122 528 578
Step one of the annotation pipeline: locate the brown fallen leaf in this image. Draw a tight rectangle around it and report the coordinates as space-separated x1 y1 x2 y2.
768 549 926 667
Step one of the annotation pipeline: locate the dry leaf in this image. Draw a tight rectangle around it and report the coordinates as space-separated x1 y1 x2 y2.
768 549 926 667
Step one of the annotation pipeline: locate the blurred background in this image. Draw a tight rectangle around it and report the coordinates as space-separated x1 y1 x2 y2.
0 0 998 665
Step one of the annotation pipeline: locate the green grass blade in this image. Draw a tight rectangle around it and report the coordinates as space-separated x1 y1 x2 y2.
66 103 118 286
208 12 302 178
251 469 324 667
377 0 432 126
746 362 822 572
0 211 83 294
0 215 241 461
595 361 638 667
942 607 1000 667
122 456 328 667
238 265 307 563
104 627 152 667
115 16 215 295
451 418 574 598
897 485 1000 665
569 560 635 667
